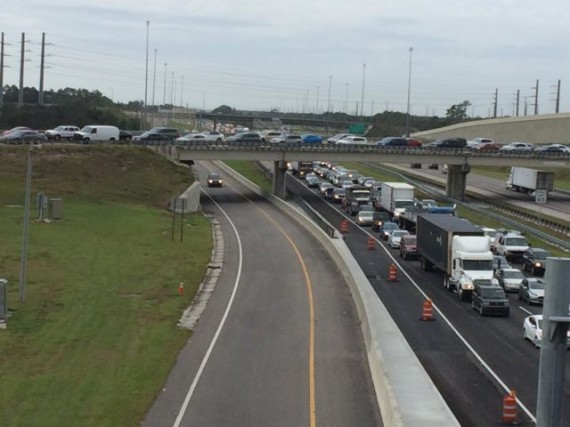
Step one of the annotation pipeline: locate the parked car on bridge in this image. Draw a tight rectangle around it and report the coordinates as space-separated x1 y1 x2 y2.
534 144 569 153
467 137 494 148
327 133 353 144
271 134 303 144
472 142 501 152
301 134 323 144
376 137 408 147
260 130 285 143
133 127 180 141
226 132 262 144
425 138 467 148
336 136 368 145
176 132 207 144
499 142 534 152
202 131 226 143
45 125 80 140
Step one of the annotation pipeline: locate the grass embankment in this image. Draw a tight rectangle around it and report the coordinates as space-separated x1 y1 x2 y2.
224 160 273 192
0 145 212 426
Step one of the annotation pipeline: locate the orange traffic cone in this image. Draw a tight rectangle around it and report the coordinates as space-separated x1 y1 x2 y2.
501 390 520 425
388 263 398 281
340 220 349 234
367 237 375 250
420 299 435 321
178 282 184 296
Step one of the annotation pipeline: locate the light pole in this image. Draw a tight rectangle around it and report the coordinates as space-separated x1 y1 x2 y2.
405 47 413 137
152 49 157 106
345 83 349 114
143 20 150 129
327 75 332 113
163 62 167 105
360 64 366 118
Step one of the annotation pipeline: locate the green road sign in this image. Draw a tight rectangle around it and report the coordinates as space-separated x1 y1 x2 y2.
348 123 366 135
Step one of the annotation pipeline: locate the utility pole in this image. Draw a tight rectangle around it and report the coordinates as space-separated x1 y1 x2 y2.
170 71 174 105
533 79 539 115
344 83 349 114
39 32 45 106
0 32 5 111
316 85 320 113
152 49 157 106
327 75 332 113
493 88 498 118
18 33 25 107
556 80 560 114
360 64 366 118
144 21 150 129
516 89 520 117
180 75 184 108
405 47 413 136
163 62 167 105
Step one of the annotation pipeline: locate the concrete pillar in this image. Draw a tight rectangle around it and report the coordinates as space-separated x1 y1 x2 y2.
272 161 288 199
446 164 470 201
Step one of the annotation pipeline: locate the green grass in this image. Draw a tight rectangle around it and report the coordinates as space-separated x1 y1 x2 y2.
223 160 273 193
0 146 212 426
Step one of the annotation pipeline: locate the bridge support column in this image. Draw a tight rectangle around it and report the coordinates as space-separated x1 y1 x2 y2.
446 164 470 201
272 161 288 199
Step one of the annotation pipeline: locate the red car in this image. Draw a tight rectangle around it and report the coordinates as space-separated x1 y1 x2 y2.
472 142 501 152
399 235 418 260
406 138 423 147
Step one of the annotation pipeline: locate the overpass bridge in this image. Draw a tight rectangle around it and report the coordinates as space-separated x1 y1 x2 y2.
148 142 569 200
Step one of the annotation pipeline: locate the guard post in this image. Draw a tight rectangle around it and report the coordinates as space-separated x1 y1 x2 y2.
536 257 570 427
0 278 7 328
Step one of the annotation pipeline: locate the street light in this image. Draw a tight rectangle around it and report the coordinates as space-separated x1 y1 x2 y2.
143 20 150 130
405 47 413 137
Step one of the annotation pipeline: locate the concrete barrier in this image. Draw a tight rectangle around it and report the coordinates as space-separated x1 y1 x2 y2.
214 161 460 427
170 181 201 213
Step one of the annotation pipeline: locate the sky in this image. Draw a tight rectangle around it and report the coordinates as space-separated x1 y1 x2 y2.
2 0 570 117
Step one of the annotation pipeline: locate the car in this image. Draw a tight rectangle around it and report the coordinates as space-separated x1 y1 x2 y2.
388 230 410 249
133 127 180 141
534 144 566 153
1 126 31 136
467 137 494 148
406 138 423 147
176 132 207 143
523 314 570 348
327 133 354 144
335 136 368 145
378 222 400 240
358 176 374 185
301 134 322 144
376 137 408 147
499 142 534 152
519 278 546 305
45 125 80 140
206 172 223 187
371 212 391 232
426 138 467 149
331 188 346 203
260 130 285 143
226 132 262 144
1 129 47 144
399 234 418 260
495 232 530 262
471 281 510 317
305 176 320 188
472 142 501 152
202 131 226 143
522 247 551 275
544 143 570 152
341 180 354 190
494 268 525 292
355 210 375 226
119 130 133 140
271 134 303 144
318 182 334 196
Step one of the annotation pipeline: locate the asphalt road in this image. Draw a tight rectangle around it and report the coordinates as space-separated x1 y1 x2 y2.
142 162 382 427
289 174 570 427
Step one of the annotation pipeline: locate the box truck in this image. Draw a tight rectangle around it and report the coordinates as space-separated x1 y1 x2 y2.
379 182 415 219
505 167 554 194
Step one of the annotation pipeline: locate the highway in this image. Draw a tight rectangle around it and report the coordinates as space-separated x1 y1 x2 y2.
142 163 382 427
285 172 570 427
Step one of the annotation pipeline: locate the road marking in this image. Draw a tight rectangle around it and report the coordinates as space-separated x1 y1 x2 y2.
300 177 537 423
172 190 244 427
519 306 533 315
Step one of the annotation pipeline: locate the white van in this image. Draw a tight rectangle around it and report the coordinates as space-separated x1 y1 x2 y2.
75 125 120 143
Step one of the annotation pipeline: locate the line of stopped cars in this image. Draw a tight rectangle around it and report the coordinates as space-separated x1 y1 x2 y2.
298 160 558 349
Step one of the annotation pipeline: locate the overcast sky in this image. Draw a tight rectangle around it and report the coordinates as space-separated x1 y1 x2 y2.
2 0 570 117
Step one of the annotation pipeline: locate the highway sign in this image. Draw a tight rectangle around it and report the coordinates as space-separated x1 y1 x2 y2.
348 123 366 135
534 189 548 203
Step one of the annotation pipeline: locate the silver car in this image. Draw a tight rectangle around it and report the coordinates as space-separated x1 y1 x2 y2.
355 210 375 226
518 278 545 305
494 268 525 292
388 230 410 249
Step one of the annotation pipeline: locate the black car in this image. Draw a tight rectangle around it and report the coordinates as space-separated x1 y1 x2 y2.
206 173 223 187
226 132 262 144
133 127 180 141
331 188 345 203
471 281 510 316
522 247 550 275
426 138 467 149
119 130 133 140
371 212 391 232
376 137 409 147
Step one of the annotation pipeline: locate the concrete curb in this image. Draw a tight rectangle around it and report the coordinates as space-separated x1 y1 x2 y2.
214 161 460 427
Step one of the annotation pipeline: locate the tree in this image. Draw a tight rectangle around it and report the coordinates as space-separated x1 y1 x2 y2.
211 105 234 114
446 100 471 122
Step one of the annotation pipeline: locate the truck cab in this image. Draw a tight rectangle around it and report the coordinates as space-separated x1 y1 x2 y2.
495 233 530 262
449 236 494 300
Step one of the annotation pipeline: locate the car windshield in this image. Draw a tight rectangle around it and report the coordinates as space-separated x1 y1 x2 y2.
463 260 494 270
528 280 546 290
384 223 399 230
394 200 414 209
359 211 374 218
506 237 528 246
531 251 550 259
392 231 408 237
502 270 524 279
480 288 506 298
208 174 220 179
402 236 416 244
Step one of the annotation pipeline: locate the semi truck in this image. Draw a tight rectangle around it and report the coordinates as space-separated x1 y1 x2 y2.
398 204 456 233
288 161 314 179
505 167 554 194
416 214 495 300
342 186 372 215
379 182 415 219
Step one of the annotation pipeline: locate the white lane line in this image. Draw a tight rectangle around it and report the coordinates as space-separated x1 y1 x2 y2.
518 306 533 315
172 190 243 427
301 180 537 423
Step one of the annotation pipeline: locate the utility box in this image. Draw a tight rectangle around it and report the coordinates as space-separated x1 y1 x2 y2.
48 198 63 220
0 279 7 324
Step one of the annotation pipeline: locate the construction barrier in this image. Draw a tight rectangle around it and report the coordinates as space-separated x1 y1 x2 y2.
367 237 375 250
340 220 349 234
501 390 520 425
420 299 435 321
388 263 398 281
178 282 184 296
